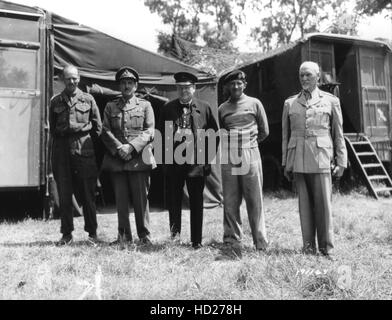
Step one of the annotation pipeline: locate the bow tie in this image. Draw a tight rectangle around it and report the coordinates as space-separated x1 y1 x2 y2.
180 102 191 108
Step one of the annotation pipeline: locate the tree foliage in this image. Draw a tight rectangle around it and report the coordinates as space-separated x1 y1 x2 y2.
144 0 245 53
356 0 391 16
250 0 356 51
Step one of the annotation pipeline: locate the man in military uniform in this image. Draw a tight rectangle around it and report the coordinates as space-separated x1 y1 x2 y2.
49 65 102 245
158 72 219 249
218 70 269 256
282 61 347 258
101 66 156 246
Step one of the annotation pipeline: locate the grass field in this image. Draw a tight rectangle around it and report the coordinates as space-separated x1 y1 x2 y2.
0 191 391 300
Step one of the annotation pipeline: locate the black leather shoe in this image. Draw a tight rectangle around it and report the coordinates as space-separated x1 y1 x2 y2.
87 234 101 246
319 249 336 261
192 243 203 250
140 237 152 245
56 234 73 246
110 234 133 246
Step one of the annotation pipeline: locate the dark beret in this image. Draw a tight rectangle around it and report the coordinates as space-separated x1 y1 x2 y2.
223 70 246 84
174 72 198 85
116 66 139 82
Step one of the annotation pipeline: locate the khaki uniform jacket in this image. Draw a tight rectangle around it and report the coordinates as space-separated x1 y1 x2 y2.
49 88 102 178
101 95 156 172
49 88 102 157
282 88 347 173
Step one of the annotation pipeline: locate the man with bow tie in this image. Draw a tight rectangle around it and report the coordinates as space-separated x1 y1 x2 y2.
158 72 219 249
282 61 347 259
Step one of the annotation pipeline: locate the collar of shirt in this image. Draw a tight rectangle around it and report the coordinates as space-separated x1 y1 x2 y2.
62 88 83 106
229 93 247 104
302 87 318 101
119 95 138 110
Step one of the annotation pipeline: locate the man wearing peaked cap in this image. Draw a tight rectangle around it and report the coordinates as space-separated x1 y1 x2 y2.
158 71 219 249
115 66 140 82
174 72 198 85
101 66 156 247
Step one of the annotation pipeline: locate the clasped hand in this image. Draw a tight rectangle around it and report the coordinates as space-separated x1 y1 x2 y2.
118 144 134 161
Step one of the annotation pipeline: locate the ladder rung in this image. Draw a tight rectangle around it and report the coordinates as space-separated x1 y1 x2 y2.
369 175 389 180
363 163 383 168
374 187 392 193
351 141 370 145
357 152 376 156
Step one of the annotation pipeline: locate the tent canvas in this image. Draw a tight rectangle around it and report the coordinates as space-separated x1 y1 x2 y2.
0 0 222 209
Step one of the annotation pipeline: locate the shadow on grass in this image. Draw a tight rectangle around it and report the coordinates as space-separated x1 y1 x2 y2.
0 240 87 247
205 240 300 260
133 242 168 253
0 240 167 251
265 247 300 256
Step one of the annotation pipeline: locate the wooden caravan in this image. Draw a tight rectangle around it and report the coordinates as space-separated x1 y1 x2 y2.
219 33 392 192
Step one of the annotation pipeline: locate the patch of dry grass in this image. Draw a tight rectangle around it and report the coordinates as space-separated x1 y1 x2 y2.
0 192 391 300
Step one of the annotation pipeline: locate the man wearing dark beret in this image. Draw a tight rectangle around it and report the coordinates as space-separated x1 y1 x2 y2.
101 66 156 247
219 69 269 255
158 71 219 249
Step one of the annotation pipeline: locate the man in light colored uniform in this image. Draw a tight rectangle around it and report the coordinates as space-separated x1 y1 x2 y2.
101 66 156 246
282 61 347 258
219 70 269 254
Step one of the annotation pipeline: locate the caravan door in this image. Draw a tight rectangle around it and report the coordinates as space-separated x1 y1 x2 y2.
359 47 392 161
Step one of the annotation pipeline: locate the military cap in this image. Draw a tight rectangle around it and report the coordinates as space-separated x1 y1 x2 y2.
116 66 139 82
174 72 198 85
223 70 246 84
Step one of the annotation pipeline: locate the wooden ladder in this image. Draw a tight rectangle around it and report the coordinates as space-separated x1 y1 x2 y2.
344 133 392 199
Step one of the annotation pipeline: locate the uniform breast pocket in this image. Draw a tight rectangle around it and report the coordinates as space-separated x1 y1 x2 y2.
315 106 331 126
289 110 301 122
110 114 122 130
75 104 91 123
53 105 67 123
128 110 145 129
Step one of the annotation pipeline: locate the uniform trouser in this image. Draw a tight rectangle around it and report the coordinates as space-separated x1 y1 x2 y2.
166 165 205 244
294 173 334 253
221 149 268 250
53 153 98 236
111 171 151 240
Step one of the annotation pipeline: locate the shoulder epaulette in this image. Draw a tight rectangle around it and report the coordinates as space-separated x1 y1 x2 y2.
50 93 61 102
319 89 337 98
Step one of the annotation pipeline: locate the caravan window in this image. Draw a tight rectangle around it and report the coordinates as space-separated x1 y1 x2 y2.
374 57 385 86
361 56 374 85
0 16 39 43
0 48 38 90
310 42 335 83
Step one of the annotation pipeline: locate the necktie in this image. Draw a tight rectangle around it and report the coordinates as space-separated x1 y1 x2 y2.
304 91 311 101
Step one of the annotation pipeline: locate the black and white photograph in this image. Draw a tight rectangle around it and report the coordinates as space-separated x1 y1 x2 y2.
0 0 391 306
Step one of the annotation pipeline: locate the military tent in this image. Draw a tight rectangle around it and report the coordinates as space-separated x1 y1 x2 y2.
0 0 222 217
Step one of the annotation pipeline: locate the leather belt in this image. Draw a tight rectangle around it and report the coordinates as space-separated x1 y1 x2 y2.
291 129 330 137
